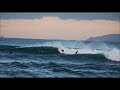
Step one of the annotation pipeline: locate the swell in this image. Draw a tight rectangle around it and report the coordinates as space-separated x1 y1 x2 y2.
0 45 120 61
0 45 59 54
0 45 107 57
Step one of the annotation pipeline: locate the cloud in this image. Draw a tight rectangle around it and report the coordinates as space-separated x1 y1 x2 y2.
1 17 119 40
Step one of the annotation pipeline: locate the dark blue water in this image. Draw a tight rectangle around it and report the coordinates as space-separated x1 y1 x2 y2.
0 38 120 78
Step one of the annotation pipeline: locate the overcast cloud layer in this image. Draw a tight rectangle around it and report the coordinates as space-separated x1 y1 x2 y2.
1 16 119 40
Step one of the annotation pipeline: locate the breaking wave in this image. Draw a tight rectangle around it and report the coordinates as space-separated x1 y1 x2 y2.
0 44 120 62
58 47 120 61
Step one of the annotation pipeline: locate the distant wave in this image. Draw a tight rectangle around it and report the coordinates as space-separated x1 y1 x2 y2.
0 45 120 62
0 45 59 54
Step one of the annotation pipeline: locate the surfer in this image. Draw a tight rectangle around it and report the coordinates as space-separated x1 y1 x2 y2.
61 49 64 53
76 51 78 54
62 49 64 52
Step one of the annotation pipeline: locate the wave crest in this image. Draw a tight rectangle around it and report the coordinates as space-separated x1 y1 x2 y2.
58 47 120 61
0 45 120 61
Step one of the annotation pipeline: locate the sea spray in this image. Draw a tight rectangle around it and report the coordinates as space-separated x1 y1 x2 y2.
20 41 120 61
104 48 120 61
58 47 120 61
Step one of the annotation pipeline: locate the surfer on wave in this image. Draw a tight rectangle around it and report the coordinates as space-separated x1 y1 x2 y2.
61 49 78 54
61 49 64 53
76 51 78 54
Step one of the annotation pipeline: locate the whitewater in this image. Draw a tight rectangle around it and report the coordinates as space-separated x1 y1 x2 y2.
23 41 120 62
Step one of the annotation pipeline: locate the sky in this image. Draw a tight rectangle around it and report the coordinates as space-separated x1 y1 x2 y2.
0 13 120 40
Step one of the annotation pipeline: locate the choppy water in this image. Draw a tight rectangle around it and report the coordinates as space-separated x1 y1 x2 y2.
0 38 120 78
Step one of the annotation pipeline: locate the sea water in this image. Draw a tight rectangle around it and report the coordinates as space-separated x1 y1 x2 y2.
0 38 120 78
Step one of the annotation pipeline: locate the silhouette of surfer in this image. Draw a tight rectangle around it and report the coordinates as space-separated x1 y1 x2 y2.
61 49 64 53
76 51 78 54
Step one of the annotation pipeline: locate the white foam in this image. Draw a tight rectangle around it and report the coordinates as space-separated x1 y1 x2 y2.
58 47 120 62
21 41 120 61
103 48 120 61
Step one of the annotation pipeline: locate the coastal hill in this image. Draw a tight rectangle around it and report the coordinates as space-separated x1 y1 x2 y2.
87 34 120 42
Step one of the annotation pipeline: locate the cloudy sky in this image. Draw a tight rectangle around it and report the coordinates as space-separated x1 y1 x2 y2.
0 13 120 40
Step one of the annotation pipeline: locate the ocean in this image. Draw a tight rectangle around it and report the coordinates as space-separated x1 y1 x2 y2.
0 38 120 78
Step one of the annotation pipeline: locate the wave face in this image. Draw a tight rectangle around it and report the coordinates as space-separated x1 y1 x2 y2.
58 47 120 62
